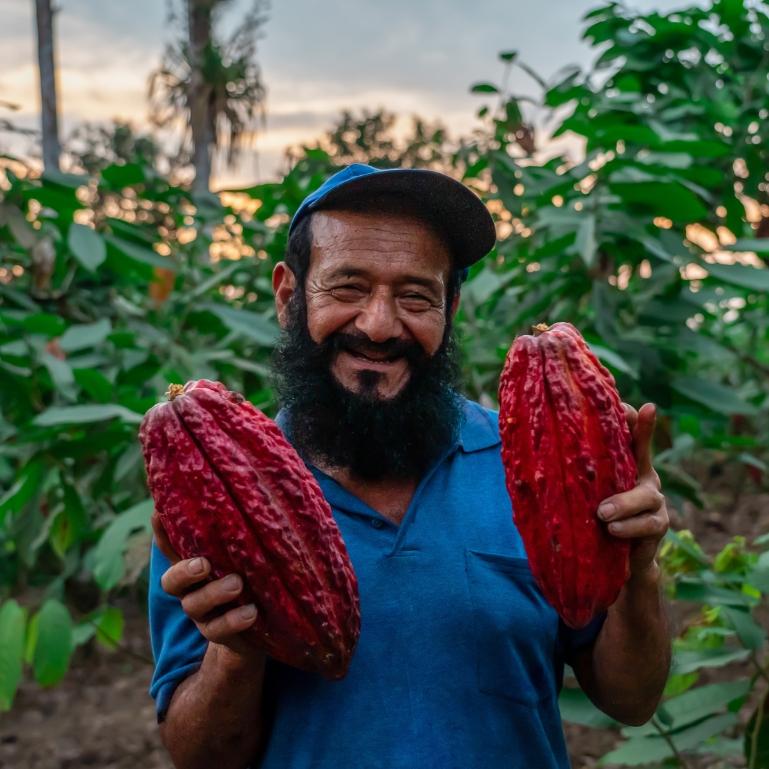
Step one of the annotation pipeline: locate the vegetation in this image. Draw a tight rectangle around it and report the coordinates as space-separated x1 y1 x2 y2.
0 0 768 766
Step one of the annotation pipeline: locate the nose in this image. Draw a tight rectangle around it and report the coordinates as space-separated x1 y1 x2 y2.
354 288 403 343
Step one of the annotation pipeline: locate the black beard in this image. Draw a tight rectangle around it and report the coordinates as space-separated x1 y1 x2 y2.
271 292 464 481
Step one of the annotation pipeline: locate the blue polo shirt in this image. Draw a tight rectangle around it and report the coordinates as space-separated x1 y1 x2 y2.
148 397 606 769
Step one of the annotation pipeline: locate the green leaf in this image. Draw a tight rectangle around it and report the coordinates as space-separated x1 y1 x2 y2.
660 680 750 732
187 259 244 301
726 238 769 254
58 319 112 353
0 460 46 524
559 686 618 727
670 376 757 416
203 303 279 346
93 606 124 650
100 162 145 188
0 600 26 710
73 368 113 402
586 343 637 378
67 224 106 271
105 235 176 270
575 214 597 267
499 50 518 63
93 499 154 591
599 734 674 765
672 646 750 675
471 82 500 94
33 404 143 426
31 599 73 686
20 312 67 336
702 261 769 292
721 607 767 650
41 352 74 390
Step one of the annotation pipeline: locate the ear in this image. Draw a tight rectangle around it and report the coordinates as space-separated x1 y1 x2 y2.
273 261 297 328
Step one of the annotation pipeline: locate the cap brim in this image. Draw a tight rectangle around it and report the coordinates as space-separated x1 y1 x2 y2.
307 168 496 269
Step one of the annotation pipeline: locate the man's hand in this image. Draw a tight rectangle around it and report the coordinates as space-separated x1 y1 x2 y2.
595 402 669 580
152 513 259 658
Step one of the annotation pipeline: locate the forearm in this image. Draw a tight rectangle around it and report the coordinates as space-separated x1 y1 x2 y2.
583 563 672 725
160 642 267 769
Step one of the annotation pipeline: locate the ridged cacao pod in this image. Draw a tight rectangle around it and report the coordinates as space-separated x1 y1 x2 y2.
498 322 636 629
139 379 361 678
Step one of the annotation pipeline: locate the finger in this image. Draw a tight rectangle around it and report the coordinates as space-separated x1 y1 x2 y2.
199 604 258 644
181 574 244 622
151 512 181 565
160 556 211 597
622 402 639 432
597 482 665 522
632 403 657 479
605 511 669 541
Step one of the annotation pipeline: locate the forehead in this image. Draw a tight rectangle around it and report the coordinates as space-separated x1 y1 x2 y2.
308 209 452 280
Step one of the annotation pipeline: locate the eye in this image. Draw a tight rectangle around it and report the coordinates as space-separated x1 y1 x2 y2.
400 293 433 310
330 284 366 301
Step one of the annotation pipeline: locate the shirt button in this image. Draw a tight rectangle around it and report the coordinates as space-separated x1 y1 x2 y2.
370 518 385 529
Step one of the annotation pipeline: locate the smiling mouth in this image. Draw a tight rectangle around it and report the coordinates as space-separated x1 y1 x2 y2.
347 350 400 363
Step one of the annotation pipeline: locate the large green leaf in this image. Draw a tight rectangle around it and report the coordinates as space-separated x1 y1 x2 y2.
0 460 46 524
105 235 176 270
559 686 618 727
67 223 106 271
58 319 112 353
33 404 143 426
672 646 750 675
203 303 279 346
93 499 154 591
30 599 73 686
703 261 769 292
670 376 758 416
0 600 26 711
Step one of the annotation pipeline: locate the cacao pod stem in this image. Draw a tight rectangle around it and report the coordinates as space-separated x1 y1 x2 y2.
166 384 185 401
532 322 550 336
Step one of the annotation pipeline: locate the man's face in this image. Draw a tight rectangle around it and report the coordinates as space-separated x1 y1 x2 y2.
301 209 454 400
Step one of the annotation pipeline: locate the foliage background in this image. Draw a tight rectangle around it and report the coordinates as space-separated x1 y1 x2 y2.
1 1 769 767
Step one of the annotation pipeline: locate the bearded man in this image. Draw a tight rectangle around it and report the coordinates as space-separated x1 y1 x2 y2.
148 164 671 769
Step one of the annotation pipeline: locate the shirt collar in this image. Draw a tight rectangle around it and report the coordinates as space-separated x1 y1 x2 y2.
273 396 500 456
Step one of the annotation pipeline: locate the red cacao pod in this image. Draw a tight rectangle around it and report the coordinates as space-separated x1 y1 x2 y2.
498 322 636 629
139 379 360 678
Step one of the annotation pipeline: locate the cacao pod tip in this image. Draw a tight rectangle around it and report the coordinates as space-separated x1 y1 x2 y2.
166 383 185 401
532 323 549 335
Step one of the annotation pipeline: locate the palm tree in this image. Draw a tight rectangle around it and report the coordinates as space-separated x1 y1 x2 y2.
34 0 61 171
148 0 267 194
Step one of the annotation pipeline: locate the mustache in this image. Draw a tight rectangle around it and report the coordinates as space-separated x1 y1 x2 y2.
327 332 427 364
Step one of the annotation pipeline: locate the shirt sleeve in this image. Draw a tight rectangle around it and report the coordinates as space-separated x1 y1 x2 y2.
148 540 208 721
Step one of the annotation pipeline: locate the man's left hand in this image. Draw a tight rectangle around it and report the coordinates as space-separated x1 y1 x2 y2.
596 402 669 580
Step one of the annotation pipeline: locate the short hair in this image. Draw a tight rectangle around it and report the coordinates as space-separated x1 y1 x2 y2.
284 197 462 317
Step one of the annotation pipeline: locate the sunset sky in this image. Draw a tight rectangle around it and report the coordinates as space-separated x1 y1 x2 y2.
1 0 686 186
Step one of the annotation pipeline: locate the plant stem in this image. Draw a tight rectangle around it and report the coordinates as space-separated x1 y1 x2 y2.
651 717 691 769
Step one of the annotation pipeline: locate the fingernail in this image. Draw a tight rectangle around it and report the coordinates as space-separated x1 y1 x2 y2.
188 558 205 575
238 604 257 621
598 503 615 521
224 574 241 591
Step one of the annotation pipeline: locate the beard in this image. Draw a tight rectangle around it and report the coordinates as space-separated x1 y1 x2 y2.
271 292 464 481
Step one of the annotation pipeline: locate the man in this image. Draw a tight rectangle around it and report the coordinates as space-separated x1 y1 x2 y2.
148 164 671 769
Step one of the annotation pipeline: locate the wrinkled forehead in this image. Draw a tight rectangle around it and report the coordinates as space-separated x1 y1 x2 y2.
308 208 454 281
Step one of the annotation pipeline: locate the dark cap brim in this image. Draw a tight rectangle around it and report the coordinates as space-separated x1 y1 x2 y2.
301 168 496 269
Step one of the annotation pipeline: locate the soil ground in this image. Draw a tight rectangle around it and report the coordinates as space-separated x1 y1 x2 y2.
0 465 767 769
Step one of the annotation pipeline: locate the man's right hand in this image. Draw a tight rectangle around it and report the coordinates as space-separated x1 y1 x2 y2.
152 513 260 659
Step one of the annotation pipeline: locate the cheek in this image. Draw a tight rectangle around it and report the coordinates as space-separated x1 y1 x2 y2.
408 314 448 356
305 299 359 343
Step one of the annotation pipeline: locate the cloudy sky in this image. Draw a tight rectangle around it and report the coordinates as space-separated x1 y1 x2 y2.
1 0 687 186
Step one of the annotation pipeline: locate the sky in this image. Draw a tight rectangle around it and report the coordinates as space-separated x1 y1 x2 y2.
0 0 689 186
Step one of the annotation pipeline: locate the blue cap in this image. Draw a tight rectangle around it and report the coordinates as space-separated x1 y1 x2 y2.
289 164 496 279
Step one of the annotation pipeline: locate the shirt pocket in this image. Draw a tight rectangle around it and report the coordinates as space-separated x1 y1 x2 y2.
465 549 560 706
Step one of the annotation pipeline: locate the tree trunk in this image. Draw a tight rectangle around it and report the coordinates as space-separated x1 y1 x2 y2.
34 0 60 172
187 0 215 194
